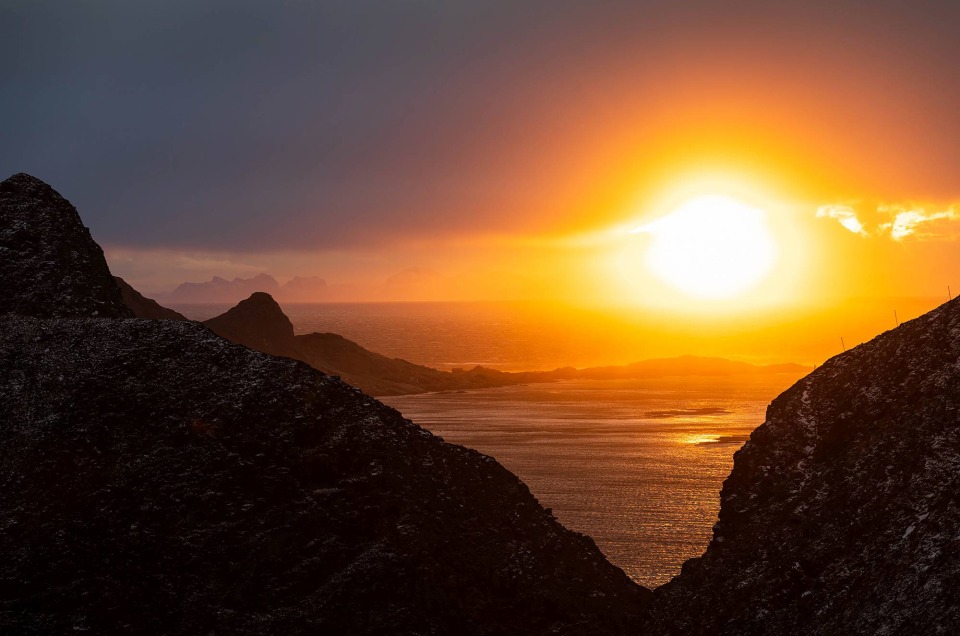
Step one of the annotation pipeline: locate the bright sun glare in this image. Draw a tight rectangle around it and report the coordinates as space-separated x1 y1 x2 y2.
633 194 778 299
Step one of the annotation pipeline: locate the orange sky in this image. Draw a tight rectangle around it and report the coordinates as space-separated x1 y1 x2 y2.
8 2 960 364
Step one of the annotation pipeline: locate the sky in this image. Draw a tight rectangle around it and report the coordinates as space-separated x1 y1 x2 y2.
4 0 960 321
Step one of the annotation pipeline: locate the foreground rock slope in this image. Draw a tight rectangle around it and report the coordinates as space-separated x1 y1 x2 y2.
647 297 960 634
0 173 646 634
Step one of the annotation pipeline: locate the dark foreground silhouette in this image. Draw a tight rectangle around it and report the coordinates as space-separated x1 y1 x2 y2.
0 173 646 634
4 173 960 634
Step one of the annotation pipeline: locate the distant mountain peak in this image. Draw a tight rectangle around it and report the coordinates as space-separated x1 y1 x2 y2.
165 273 330 303
168 273 282 303
243 290 279 303
203 292 298 358
0 172 131 318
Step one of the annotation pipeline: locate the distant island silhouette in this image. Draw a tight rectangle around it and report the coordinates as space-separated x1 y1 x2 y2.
126 284 812 396
165 273 328 304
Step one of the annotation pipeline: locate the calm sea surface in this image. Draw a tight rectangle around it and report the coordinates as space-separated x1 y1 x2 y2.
175 301 804 587
382 376 799 588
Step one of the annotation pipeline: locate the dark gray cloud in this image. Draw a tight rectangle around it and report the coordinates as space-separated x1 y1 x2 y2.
4 1 960 250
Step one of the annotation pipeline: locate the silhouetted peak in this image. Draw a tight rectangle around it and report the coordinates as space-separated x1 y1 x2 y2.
3 172 53 192
0 172 131 318
203 292 298 358
242 291 278 304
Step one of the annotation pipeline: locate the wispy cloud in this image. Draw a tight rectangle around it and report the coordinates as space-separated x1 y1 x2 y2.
878 205 957 240
816 204 866 235
816 202 958 240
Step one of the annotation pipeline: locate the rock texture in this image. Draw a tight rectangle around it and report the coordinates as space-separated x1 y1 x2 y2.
115 276 188 321
0 174 647 634
0 317 647 634
0 173 131 318
646 298 960 634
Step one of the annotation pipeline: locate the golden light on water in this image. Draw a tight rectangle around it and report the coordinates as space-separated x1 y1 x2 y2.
683 434 722 445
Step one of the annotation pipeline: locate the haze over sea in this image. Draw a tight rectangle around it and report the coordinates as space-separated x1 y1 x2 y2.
177 301 806 586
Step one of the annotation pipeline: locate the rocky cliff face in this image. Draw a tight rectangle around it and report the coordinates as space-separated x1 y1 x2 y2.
0 173 647 634
0 173 131 318
646 298 960 634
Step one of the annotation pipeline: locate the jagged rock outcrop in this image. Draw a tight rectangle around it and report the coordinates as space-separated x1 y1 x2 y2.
646 298 960 634
115 276 188 321
0 173 131 318
0 174 647 633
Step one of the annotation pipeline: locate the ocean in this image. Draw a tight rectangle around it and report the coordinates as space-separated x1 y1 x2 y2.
175 301 805 587
381 376 799 588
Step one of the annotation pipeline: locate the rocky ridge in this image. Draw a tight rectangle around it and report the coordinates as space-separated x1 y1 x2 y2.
0 173 647 634
0 173 131 319
647 296 960 634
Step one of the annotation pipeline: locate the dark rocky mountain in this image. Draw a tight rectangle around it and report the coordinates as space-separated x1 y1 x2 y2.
201 293 483 393
0 173 647 633
115 276 188 321
203 291 301 359
1 316 647 634
646 297 960 634
0 173 131 319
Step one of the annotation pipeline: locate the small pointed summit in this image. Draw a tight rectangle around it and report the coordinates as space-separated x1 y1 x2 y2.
203 292 299 358
0 173 132 318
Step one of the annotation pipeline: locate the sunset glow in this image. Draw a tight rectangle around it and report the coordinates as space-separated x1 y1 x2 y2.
8 1 960 370
632 195 778 299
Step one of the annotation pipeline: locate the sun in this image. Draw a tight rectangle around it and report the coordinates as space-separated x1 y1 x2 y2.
633 194 778 299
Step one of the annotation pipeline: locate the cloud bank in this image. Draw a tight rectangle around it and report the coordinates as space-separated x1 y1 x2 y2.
816 203 958 240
